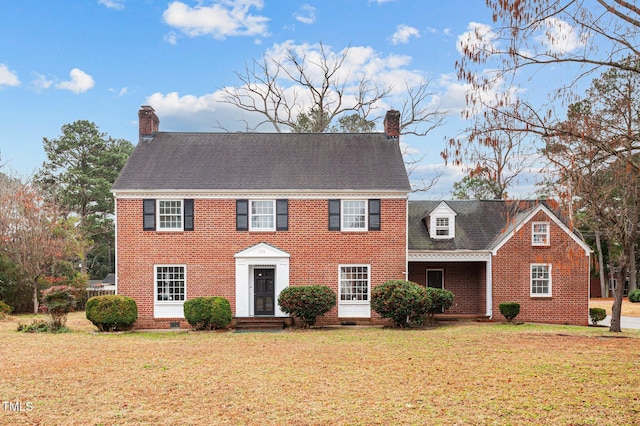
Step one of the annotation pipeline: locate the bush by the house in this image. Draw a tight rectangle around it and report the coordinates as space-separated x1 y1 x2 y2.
41 285 78 331
425 287 455 321
589 307 607 325
628 289 640 303
499 302 521 322
277 286 336 327
0 300 12 320
371 280 432 327
183 296 232 330
86 295 138 332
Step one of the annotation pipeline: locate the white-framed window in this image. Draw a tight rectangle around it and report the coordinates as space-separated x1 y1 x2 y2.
532 222 550 246
339 265 370 302
155 265 186 302
530 264 552 297
342 200 367 231
435 217 450 237
158 200 183 231
250 200 275 231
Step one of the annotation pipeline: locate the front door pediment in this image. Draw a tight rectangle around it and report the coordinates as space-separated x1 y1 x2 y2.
234 242 290 259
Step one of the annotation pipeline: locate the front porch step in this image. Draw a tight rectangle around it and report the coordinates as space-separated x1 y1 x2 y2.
234 317 288 331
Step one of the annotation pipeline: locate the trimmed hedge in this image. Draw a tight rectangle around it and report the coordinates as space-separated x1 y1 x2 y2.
86 295 138 332
628 289 640 303
183 297 232 330
277 286 336 327
589 307 607 325
498 302 520 322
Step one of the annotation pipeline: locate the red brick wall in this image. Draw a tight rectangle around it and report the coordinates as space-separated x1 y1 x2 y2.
492 211 590 326
116 197 407 328
408 261 487 314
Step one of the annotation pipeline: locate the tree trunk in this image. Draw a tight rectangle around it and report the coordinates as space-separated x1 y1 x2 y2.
32 282 39 315
609 268 627 332
595 229 607 297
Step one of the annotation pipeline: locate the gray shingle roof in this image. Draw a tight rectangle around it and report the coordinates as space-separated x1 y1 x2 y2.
112 132 411 192
408 200 542 251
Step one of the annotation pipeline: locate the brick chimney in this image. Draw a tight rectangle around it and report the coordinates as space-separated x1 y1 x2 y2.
139 105 159 140
384 110 400 139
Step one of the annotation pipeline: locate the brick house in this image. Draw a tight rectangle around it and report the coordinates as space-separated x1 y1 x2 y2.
112 107 411 328
408 200 592 325
113 107 591 328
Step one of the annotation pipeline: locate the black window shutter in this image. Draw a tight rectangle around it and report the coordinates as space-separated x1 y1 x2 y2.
328 199 341 231
184 199 194 231
276 199 288 231
369 199 381 231
143 199 156 231
236 200 248 231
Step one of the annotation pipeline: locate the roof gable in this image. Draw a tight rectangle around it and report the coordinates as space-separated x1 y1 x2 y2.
112 132 411 193
491 203 591 255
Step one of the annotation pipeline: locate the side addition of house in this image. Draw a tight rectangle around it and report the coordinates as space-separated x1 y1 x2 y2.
407 200 592 325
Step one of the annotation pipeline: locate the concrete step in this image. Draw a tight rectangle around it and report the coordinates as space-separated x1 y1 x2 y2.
234 317 287 331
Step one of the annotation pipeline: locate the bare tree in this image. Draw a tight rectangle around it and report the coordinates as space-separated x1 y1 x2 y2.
219 42 390 132
543 62 640 332
0 175 71 313
445 104 540 199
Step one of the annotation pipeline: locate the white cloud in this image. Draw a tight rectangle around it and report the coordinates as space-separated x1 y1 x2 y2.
31 73 52 91
0 64 20 87
391 24 420 45
98 0 125 10
109 87 128 97
162 0 269 40
164 31 178 45
294 4 316 25
534 17 588 55
55 68 95 94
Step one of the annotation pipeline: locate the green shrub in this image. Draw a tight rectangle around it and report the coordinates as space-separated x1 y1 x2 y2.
628 289 640 303
425 287 455 318
277 286 336 327
184 297 232 330
86 295 138 332
371 280 432 327
589 307 607 325
499 302 520 322
17 319 50 333
210 297 232 329
41 286 78 330
0 300 12 319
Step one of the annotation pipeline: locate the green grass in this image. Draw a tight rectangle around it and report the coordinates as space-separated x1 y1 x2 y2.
1 312 639 425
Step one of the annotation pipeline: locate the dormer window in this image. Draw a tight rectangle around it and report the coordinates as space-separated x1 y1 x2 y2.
428 202 456 239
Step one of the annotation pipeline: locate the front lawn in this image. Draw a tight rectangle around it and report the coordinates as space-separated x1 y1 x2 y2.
1 313 639 425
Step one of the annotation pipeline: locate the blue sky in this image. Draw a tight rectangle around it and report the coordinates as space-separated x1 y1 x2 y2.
0 0 559 198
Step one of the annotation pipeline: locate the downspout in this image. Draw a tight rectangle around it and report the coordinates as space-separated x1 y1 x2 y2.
405 195 409 280
113 193 118 295
486 254 492 319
